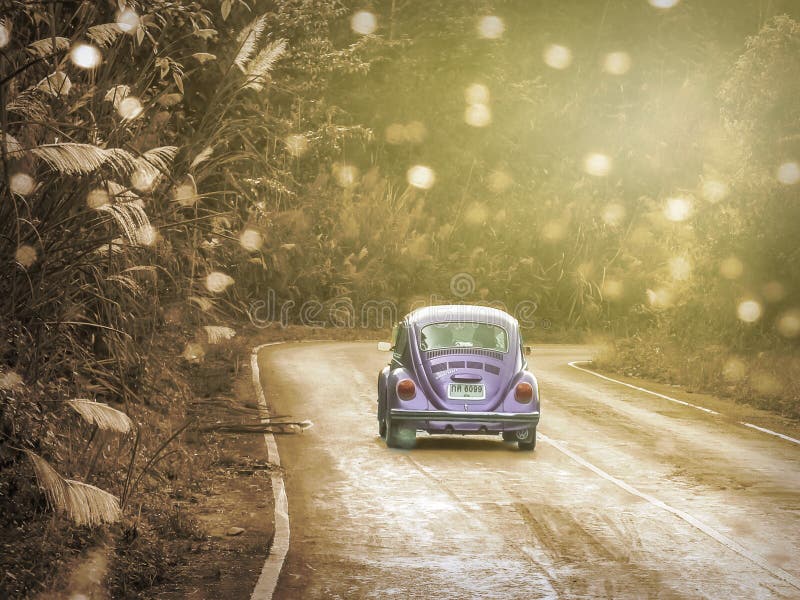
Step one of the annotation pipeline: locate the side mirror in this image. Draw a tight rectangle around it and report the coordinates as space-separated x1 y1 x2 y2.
524 345 532 356
377 341 392 352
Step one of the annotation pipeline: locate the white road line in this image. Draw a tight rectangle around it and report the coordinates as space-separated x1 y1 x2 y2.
568 360 800 447
741 422 800 446
251 342 290 600
539 432 800 591
568 360 720 414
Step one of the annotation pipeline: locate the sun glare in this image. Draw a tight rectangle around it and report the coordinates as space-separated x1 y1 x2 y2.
464 103 491 127
777 161 800 185
118 96 143 120
701 179 728 202
9 173 36 196
239 228 263 252
584 153 611 177
116 8 140 33
465 83 490 105
737 300 762 323
603 51 631 75
648 0 680 8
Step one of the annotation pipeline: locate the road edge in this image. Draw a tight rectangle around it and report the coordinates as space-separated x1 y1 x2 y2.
250 342 290 600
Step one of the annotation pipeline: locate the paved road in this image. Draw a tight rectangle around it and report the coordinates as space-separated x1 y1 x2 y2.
257 342 800 599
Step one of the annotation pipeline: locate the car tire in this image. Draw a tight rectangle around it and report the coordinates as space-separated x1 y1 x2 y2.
516 427 536 451
378 399 387 438
385 414 416 449
501 431 516 442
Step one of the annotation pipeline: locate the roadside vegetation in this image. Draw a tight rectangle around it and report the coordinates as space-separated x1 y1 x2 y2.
0 0 798 596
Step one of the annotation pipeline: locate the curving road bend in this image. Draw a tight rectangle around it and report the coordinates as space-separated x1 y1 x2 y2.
257 342 800 599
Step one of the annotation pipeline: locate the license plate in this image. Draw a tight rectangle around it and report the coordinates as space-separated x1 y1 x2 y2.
448 383 485 400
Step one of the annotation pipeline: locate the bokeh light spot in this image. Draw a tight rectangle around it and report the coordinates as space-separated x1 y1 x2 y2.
351 11 377 35
543 44 572 70
701 179 728 203
737 299 762 323
465 83 490 105
464 202 489 225
205 272 234 293
762 281 785 302
603 51 631 75
477 15 504 39
584 153 611 177
173 176 197 207
10 173 36 196
116 8 140 34
87 188 110 209
646 287 674 308
407 165 436 190
464 103 491 127
15 245 37 268
405 121 427 143
648 0 680 7
542 220 566 242
131 168 156 192
668 256 692 280
722 357 747 383
488 169 513 193
239 228 263 252
777 161 800 185
285 133 309 157
70 43 102 69
776 309 800 339
602 278 624 300
719 256 743 280
663 196 693 222
602 202 626 226
334 163 359 188
0 21 10 49
118 96 143 120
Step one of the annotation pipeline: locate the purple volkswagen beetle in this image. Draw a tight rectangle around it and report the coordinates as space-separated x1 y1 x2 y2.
377 305 540 451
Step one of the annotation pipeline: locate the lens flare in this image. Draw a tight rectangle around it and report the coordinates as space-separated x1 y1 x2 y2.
87 188 110 209
116 8 140 33
70 43 102 69
9 173 36 196
777 161 800 185
777 309 800 338
477 15 504 39
543 44 572 70
668 256 692 280
285 134 308 157
464 103 491 127
603 51 631 75
584 153 611 177
701 179 728 202
15 245 37 268
465 83 490 105
407 165 435 190
205 272 234 293
719 256 743 280
663 196 692 222
648 0 680 7
118 96 143 120
239 228 263 252
737 299 762 323
351 10 377 35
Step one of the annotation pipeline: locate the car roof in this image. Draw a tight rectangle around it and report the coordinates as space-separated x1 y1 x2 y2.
404 304 518 330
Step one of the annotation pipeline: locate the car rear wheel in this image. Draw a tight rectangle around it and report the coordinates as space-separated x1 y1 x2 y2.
385 413 416 449
516 427 536 451
377 399 387 438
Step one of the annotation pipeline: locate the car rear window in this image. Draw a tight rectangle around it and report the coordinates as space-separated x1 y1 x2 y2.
419 322 508 353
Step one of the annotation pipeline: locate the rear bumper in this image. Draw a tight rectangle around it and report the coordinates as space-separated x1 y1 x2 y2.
390 408 539 425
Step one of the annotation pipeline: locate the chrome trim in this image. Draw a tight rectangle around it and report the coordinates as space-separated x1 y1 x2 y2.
390 409 540 424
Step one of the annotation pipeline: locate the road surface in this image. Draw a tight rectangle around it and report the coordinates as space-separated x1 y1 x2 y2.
256 342 800 599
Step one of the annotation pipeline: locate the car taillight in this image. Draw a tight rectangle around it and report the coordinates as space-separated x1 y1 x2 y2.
515 382 533 403
397 379 416 400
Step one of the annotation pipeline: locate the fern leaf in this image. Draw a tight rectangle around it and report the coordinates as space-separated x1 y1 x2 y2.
188 295 215 312
27 37 70 57
96 201 153 246
1 132 23 155
234 15 267 71
106 275 143 295
31 143 136 175
7 91 50 121
87 23 124 48
204 325 237 344
192 53 217 64
67 399 133 433
190 146 213 170
36 71 72 97
63 479 122 527
244 39 287 91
